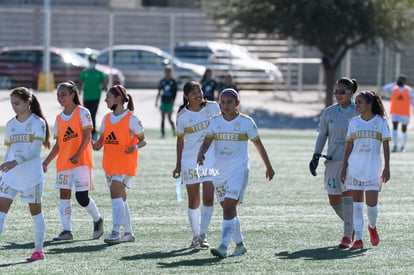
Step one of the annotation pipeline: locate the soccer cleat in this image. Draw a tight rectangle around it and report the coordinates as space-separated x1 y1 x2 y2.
401 147 405 153
199 234 209 249
120 232 135 243
104 231 120 244
338 236 352 249
368 225 380 246
53 230 73 241
210 245 227 258
392 146 398 152
231 245 247 256
189 236 200 249
350 240 364 250
27 251 44 261
93 217 104 240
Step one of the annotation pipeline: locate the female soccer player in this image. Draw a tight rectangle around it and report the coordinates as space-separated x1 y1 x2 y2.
197 88 275 258
42 81 103 241
0 87 50 261
341 90 391 249
309 77 358 248
93 85 146 244
173 81 220 249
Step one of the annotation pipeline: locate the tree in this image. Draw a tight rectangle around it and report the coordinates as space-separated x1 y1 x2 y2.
212 0 414 106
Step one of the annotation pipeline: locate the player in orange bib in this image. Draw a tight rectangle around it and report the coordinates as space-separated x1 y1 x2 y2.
93 85 146 244
42 81 104 241
383 75 414 152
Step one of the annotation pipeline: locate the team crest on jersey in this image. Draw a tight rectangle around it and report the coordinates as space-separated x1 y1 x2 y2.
373 121 378 130
205 109 212 117
234 123 240 131
104 131 119 145
26 122 32 132
63 127 78 142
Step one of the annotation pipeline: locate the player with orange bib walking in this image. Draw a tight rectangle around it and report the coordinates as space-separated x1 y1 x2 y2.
93 85 146 244
43 81 104 241
383 75 414 152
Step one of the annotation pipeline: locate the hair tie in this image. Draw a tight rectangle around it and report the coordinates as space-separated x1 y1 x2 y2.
114 85 126 101
360 90 374 102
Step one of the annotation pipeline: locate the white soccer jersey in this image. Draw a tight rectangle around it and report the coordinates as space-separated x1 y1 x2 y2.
177 102 220 160
98 110 144 137
205 113 259 176
2 114 46 191
346 115 391 182
315 103 358 160
53 106 92 137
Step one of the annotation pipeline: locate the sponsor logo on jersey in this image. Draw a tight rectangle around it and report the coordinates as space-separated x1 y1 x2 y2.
63 127 78 142
213 132 248 141
104 131 119 145
10 134 34 143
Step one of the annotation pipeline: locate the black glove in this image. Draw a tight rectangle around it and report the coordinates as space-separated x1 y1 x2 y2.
309 153 321 176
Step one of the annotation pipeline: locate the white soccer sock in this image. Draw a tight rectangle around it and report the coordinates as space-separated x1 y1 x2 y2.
199 205 214 237
59 199 72 231
0 211 6 235
232 216 244 245
332 203 344 221
353 202 364 241
84 197 101 222
401 132 407 148
122 200 133 234
111 198 124 232
187 208 200 238
392 130 398 147
221 218 235 248
342 196 354 239
367 204 378 229
32 212 45 252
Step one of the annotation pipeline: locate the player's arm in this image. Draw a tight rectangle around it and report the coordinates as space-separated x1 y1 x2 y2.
253 137 275 181
92 134 104 151
340 141 353 183
70 127 92 164
197 136 213 166
42 140 60 173
173 135 184 178
382 141 390 183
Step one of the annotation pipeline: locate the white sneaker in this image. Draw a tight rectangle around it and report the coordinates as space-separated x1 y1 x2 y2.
189 236 200 249
120 232 135 242
104 231 120 244
199 234 209 249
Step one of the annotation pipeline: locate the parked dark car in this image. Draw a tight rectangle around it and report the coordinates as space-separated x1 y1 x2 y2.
0 46 124 90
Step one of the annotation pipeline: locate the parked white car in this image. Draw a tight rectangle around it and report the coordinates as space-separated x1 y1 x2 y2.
173 41 284 91
97 45 206 88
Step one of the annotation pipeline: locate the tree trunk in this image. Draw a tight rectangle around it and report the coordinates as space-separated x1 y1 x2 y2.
324 66 336 107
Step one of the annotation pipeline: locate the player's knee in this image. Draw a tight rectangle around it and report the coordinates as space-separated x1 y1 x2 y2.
75 191 90 207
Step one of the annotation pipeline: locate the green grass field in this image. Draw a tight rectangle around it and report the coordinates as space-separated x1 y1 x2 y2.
0 128 413 274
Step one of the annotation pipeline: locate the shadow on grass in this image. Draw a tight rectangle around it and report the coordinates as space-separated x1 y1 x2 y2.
0 260 32 268
276 246 367 260
0 238 93 251
121 247 200 261
47 242 108 255
244 108 320 129
157 257 223 268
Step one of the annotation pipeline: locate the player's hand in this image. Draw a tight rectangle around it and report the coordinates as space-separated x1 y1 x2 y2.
125 144 137 154
340 168 347 183
0 160 18 173
172 168 180 179
70 155 79 164
266 168 275 181
309 153 321 176
197 153 205 166
42 162 48 173
381 167 390 183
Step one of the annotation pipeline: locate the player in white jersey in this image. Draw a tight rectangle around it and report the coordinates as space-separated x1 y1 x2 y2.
197 88 275 258
310 77 358 248
341 90 391 250
173 81 220 249
0 87 51 261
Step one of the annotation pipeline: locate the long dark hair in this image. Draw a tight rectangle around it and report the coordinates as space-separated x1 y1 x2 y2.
108 85 134 111
57 81 81 105
200 68 212 82
10 87 51 149
336 77 358 94
178 81 207 113
358 90 387 118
